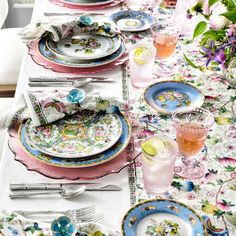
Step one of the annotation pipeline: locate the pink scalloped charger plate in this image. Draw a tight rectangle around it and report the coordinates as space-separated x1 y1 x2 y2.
28 40 128 74
8 128 140 180
49 0 123 10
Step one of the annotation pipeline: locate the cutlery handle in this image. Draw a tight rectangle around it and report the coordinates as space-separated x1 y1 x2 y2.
15 210 64 216
10 183 61 190
9 190 62 199
28 82 73 87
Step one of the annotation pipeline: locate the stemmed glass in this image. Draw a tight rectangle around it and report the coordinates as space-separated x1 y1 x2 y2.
150 21 180 76
172 107 214 180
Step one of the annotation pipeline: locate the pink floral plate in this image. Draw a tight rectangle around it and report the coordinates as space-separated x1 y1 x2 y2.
8 127 140 180
49 0 123 10
28 39 128 74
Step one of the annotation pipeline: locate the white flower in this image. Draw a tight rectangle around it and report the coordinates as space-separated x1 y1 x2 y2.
209 2 229 30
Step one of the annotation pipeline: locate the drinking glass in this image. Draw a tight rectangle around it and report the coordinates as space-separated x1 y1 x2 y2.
141 134 178 194
150 21 180 76
129 40 156 89
125 0 143 10
172 107 214 180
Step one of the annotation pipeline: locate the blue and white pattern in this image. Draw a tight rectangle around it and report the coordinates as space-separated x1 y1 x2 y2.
122 199 207 236
110 10 155 32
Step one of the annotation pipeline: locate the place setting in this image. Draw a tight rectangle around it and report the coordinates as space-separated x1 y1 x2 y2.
19 15 128 74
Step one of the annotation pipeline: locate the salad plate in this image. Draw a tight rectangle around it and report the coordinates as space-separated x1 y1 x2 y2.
24 111 122 158
18 112 131 168
122 199 207 236
46 35 121 61
144 81 205 114
110 10 155 32
38 37 126 68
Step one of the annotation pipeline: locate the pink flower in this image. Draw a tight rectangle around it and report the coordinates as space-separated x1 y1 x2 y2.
216 201 231 211
207 191 215 198
230 172 236 179
135 161 142 167
219 157 236 166
227 145 234 150
187 193 195 200
65 145 76 152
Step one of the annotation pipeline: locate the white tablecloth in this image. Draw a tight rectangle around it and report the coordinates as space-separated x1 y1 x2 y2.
0 0 130 232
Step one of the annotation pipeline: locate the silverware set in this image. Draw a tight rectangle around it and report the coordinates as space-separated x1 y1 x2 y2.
28 76 114 88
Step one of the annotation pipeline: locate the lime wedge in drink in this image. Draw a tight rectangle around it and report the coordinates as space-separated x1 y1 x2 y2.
141 142 157 156
133 47 151 65
141 138 166 158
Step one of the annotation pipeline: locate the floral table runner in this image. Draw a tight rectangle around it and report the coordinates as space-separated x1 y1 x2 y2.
122 7 236 235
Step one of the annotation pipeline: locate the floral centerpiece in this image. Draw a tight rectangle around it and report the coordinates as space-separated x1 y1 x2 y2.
184 0 236 71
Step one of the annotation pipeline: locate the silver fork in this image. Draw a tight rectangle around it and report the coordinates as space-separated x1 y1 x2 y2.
14 205 95 220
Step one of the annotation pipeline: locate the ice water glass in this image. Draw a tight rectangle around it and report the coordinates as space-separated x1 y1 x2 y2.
129 40 156 89
141 135 178 194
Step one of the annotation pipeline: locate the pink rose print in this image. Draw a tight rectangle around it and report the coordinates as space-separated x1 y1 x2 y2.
230 172 236 179
219 157 236 166
216 201 231 211
187 193 195 200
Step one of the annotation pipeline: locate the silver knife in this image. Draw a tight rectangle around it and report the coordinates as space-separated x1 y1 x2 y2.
29 76 111 82
44 12 105 16
10 183 121 191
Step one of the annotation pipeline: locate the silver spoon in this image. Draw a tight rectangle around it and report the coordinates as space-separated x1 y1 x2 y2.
9 185 86 199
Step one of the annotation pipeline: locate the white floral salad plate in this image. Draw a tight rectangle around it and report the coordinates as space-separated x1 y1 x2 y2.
19 111 131 168
144 81 205 114
61 0 114 6
38 37 126 68
24 110 122 158
122 199 207 236
46 34 121 61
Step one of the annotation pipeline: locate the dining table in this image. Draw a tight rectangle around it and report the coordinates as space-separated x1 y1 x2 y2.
0 0 236 235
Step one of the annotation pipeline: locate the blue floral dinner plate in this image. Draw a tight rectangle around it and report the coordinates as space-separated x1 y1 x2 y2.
144 81 205 114
18 111 131 168
38 37 126 68
109 10 155 32
122 199 207 236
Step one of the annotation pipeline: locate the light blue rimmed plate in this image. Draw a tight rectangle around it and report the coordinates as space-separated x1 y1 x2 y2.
39 37 126 68
19 111 131 168
144 81 205 114
109 10 155 32
122 199 207 236
46 34 121 61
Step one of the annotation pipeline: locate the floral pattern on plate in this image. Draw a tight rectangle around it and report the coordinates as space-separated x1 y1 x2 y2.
47 35 121 61
25 110 122 158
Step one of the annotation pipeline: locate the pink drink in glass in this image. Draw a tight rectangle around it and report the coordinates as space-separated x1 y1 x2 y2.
141 135 178 194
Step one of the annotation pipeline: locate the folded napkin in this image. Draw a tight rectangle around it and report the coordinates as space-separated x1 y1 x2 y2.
0 209 119 236
19 15 118 42
0 88 132 130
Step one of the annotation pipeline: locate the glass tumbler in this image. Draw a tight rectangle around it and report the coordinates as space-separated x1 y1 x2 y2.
141 134 178 194
129 40 156 89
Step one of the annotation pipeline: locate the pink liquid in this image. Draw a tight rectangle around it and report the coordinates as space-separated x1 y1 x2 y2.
154 34 177 60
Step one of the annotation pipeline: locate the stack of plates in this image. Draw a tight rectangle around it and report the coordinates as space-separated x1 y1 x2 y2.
34 33 126 71
18 110 131 168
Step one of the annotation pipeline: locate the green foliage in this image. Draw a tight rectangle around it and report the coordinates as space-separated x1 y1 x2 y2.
222 9 236 23
183 54 200 69
193 21 208 39
209 0 218 7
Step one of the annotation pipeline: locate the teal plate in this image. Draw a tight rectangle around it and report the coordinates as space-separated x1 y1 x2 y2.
144 81 205 114
19 111 131 168
122 199 207 236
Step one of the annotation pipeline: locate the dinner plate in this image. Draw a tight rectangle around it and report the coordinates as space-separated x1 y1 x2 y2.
122 199 207 236
110 10 155 32
46 35 121 61
18 112 131 168
61 0 114 6
144 81 205 114
24 111 122 158
38 37 125 68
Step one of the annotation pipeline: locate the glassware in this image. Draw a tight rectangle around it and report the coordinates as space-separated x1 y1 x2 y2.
150 21 180 76
172 107 214 180
223 59 236 88
141 134 178 194
129 40 156 89
125 0 143 10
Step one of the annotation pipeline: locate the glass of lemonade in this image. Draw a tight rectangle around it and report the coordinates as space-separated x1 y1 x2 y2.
172 107 214 180
150 21 180 76
141 134 178 194
129 40 156 89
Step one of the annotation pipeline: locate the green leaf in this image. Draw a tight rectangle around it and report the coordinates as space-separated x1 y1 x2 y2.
193 21 208 39
222 9 236 23
183 54 199 69
229 184 236 191
209 0 217 7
